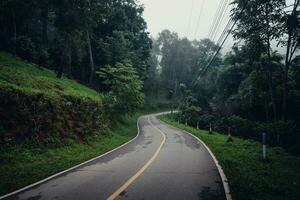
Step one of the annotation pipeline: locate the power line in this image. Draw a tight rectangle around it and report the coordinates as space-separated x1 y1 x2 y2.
207 0 225 38
186 0 195 38
196 1 248 80
207 0 226 39
210 0 228 40
193 0 206 39
210 0 230 42
216 18 233 46
205 0 230 54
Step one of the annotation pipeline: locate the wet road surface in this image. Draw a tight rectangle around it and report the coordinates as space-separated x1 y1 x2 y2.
3 114 225 200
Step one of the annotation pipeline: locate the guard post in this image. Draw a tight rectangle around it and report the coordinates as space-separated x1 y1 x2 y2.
227 127 233 142
262 132 267 160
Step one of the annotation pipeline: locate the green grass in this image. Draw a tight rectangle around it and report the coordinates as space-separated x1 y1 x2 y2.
0 114 140 196
160 115 300 200
0 52 169 196
0 52 102 101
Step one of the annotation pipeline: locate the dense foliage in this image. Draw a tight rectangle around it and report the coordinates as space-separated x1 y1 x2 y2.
0 53 108 142
149 1 300 155
0 0 151 91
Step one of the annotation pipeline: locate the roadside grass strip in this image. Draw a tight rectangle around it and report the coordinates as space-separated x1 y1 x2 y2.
159 115 300 200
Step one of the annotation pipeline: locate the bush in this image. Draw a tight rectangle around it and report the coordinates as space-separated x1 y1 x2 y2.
255 121 299 151
16 36 37 61
197 114 216 130
178 112 300 155
98 61 144 117
214 115 257 138
0 86 109 142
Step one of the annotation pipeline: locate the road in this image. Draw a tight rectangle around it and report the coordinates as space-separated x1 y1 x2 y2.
3 114 225 200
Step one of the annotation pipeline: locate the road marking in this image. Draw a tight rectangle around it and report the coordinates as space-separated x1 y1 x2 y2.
0 117 143 200
157 118 232 200
107 117 166 200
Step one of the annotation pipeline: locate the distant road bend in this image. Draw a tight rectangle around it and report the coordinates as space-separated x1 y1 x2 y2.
3 113 226 200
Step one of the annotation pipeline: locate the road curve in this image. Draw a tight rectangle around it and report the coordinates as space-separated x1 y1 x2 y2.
3 113 225 200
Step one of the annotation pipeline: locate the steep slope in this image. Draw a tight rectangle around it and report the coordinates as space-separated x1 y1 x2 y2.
0 52 107 142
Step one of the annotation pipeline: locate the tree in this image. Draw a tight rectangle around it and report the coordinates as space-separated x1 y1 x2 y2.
97 61 144 116
232 0 285 121
280 0 300 120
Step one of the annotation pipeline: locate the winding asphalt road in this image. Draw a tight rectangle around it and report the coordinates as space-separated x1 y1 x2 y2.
3 113 225 200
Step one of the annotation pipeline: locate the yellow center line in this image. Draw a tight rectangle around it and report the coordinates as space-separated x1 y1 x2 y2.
106 116 166 200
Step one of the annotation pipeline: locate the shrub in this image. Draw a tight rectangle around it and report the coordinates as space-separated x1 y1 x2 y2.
0 86 109 142
255 121 299 150
214 115 257 138
197 114 216 130
98 61 144 117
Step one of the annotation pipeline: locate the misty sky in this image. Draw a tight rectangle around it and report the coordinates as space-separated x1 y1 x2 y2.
139 0 294 54
140 0 234 50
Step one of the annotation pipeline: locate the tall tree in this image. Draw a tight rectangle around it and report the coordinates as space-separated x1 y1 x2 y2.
232 0 285 121
280 0 300 120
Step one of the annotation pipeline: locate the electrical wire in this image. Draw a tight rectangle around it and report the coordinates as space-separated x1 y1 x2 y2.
210 0 230 42
207 0 226 39
193 0 206 39
196 0 249 80
186 0 195 38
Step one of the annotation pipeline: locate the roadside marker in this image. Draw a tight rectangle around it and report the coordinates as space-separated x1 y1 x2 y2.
209 123 212 134
185 119 187 126
227 127 233 142
262 132 267 160
196 121 199 129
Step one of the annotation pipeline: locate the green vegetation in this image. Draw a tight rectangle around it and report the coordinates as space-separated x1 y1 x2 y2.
0 52 102 101
0 114 139 196
160 115 300 200
0 52 107 143
98 61 145 116
0 0 151 86
0 52 165 196
148 1 300 156
154 28 300 154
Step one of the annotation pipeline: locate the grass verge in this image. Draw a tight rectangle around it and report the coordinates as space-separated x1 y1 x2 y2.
0 113 141 196
159 115 300 200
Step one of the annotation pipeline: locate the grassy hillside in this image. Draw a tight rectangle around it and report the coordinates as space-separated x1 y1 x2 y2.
0 52 101 101
0 52 107 143
160 115 300 200
0 53 147 196
0 52 164 196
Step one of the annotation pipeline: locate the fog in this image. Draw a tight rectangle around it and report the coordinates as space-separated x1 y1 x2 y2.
140 0 295 54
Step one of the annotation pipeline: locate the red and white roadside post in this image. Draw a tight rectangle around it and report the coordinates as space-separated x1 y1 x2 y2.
227 127 233 142
262 132 267 160
209 123 212 134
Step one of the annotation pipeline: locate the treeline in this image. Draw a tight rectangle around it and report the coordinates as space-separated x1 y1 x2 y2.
0 0 152 88
144 30 221 101
148 0 300 154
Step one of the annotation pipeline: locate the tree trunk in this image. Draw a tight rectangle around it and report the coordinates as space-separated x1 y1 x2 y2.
282 0 299 120
265 3 277 121
86 30 94 85
11 9 17 55
267 41 277 121
67 35 72 77
41 5 48 46
282 31 292 121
